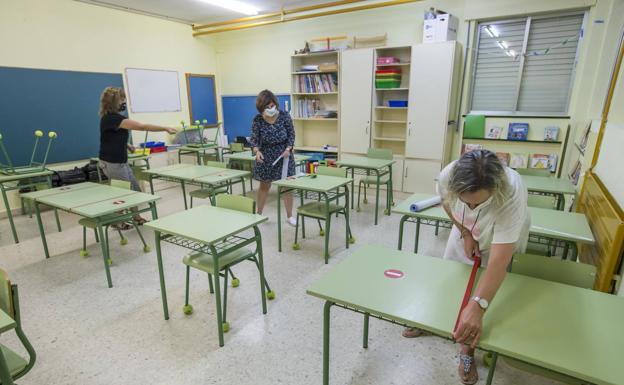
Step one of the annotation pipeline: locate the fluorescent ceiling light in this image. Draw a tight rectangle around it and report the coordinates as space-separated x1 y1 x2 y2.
496 40 508 50
199 0 259 15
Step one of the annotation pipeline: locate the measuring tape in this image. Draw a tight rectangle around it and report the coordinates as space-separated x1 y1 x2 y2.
453 255 482 333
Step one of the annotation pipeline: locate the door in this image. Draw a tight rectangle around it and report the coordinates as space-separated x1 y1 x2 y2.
403 158 442 194
340 49 373 154
406 42 456 160
186 74 218 127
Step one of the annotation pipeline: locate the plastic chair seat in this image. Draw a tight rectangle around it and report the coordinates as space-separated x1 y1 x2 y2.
189 186 229 199
183 248 254 274
297 202 344 218
360 174 390 185
78 214 127 229
1 344 28 377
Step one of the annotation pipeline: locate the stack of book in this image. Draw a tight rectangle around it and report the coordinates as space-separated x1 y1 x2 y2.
296 74 338 93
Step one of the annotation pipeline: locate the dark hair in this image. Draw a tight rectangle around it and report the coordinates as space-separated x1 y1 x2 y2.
448 149 509 204
256 89 278 113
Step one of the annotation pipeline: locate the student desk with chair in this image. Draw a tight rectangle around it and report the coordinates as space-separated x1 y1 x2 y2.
145 204 270 347
145 163 249 209
307 244 624 385
336 157 395 226
273 173 354 263
224 151 312 191
21 182 160 288
393 193 595 260
520 175 576 211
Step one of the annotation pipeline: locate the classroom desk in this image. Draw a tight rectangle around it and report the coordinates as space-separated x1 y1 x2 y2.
224 151 311 191
273 174 353 262
145 205 268 347
393 193 595 260
307 244 624 385
145 164 249 209
0 170 61 244
177 144 221 164
91 155 151 182
520 175 576 211
336 157 395 225
0 308 17 385
21 182 160 288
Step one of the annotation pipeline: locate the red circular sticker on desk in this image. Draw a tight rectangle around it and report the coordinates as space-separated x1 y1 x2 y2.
112 200 126 205
384 269 404 279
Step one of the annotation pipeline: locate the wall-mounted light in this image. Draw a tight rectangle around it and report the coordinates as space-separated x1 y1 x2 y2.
199 0 259 16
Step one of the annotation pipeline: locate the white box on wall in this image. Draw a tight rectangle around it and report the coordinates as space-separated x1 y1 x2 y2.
423 18 437 43
423 13 458 43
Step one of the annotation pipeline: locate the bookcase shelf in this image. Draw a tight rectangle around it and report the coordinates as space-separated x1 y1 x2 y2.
292 92 338 95
292 71 337 75
463 137 562 144
376 62 411 67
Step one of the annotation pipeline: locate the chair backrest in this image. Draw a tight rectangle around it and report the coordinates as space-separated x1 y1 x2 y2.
316 166 346 178
216 194 256 214
516 168 551 177
110 179 131 190
229 143 245 152
367 148 393 160
0 269 14 319
511 253 596 289
206 161 227 168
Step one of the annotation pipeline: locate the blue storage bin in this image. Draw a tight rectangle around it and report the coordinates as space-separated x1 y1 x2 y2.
301 152 325 162
388 100 408 108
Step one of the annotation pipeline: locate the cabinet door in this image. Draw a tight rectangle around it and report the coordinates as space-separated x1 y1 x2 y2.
340 49 373 154
406 42 456 160
403 158 442 194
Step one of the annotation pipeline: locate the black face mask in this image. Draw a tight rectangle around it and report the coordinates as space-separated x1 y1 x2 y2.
119 102 127 112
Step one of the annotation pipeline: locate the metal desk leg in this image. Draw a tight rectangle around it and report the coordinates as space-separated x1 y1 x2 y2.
47 175 62 232
241 176 247 196
485 352 499 385
210 245 225 347
180 181 188 210
414 218 421 254
398 216 407 251
33 202 50 258
277 187 282 252
254 228 268 314
344 186 352 248
0 183 18 243
323 301 334 385
374 170 380 225
154 231 169 320
96 223 113 288
149 175 155 195
363 313 370 349
324 193 331 264
351 168 355 210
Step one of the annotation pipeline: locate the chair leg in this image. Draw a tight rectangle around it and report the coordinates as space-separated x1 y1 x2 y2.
229 268 240 287
294 214 300 245
357 180 363 211
116 227 127 246
185 266 191 307
317 219 324 235
94 228 99 243
190 195 194 208
435 221 439 236
81 227 88 256
222 269 229 324
301 215 306 238
324 216 331 264
131 220 149 252
208 273 214 294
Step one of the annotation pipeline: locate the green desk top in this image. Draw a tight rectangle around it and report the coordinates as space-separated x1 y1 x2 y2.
21 182 159 218
0 309 15 334
194 169 250 184
273 174 352 193
307 245 624 385
145 205 267 245
336 157 395 169
225 151 311 163
0 169 54 183
521 175 576 195
178 145 219 152
393 193 595 244
146 164 223 181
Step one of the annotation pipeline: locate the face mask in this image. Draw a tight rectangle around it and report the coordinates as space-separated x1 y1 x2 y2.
119 102 127 112
264 106 278 117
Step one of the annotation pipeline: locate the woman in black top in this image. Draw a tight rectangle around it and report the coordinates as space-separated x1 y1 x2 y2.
249 90 296 225
99 87 176 224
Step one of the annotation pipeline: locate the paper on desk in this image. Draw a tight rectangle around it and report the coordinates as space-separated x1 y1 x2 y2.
272 154 291 179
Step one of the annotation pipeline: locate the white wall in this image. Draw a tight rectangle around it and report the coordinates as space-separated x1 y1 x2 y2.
0 0 219 215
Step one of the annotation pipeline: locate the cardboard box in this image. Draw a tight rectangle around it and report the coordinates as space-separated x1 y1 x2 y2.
423 13 458 43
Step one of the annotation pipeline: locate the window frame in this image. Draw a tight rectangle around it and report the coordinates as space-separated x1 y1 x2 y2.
468 10 589 117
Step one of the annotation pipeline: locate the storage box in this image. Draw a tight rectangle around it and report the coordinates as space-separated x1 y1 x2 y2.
375 79 401 88
377 57 400 65
388 100 408 108
423 13 458 43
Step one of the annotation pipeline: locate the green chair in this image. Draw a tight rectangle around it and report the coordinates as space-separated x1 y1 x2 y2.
485 253 596 384
357 148 393 215
516 168 557 210
78 179 150 262
293 166 354 264
189 161 231 208
0 269 36 385
182 194 275 335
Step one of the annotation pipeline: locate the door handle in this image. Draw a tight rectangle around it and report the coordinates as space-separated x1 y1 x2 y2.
405 167 408 177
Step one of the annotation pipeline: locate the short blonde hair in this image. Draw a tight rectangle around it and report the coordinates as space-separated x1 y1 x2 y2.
99 87 126 117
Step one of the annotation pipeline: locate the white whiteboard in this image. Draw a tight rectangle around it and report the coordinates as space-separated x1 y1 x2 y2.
594 122 624 208
125 68 181 113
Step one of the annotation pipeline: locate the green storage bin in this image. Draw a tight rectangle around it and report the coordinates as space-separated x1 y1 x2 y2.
375 79 401 88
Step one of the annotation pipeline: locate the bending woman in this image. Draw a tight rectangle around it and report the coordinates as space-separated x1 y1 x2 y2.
99 86 177 224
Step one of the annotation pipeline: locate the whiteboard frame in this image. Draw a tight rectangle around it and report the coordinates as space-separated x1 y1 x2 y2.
124 67 181 113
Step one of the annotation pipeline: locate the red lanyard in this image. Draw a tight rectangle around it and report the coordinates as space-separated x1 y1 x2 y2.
454 255 482 332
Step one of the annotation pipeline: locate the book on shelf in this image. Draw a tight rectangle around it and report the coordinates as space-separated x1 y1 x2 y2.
463 115 485 138
543 126 560 141
507 122 529 141
568 159 582 185
296 73 338 93
548 154 558 173
578 121 591 150
509 153 528 168
461 143 483 154
485 126 503 139
495 152 510 167
530 154 550 169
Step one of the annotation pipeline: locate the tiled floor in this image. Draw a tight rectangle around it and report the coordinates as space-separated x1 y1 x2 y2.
0 182 562 384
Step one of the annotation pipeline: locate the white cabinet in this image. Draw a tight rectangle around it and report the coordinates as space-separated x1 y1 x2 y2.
340 49 373 154
402 158 441 194
406 42 458 161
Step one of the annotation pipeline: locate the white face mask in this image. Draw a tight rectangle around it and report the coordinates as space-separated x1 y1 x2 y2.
264 106 278 117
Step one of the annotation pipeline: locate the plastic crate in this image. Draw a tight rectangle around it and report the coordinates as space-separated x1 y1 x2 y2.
375 79 402 89
388 100 408 108
377 57 400 65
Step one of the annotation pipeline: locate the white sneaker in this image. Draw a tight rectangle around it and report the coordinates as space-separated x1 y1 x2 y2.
286 216 297 227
